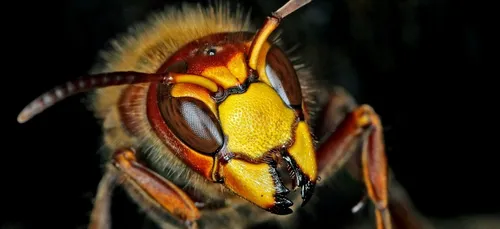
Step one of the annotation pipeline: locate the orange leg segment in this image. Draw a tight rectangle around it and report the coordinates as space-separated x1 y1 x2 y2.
88 166 117 229
315 104 391 229
89 148 201 229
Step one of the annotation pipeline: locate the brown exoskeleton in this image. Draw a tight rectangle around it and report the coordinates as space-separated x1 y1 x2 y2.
18 0 398 228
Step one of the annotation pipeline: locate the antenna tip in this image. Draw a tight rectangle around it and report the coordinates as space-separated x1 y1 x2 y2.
17 110 30 124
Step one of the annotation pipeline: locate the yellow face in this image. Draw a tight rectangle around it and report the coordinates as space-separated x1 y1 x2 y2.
158 32 318 214
217 81 317 213
211 38 316 214
219 82 296 160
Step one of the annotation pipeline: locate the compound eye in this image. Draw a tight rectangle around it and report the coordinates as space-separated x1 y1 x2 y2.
264 46 303 107
159 96 223 155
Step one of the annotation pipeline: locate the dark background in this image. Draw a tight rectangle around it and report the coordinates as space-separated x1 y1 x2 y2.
4 0 496 228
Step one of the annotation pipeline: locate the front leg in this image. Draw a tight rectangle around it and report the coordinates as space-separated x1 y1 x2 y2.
316 104 390 229
313 88 435 229
89 148 201 229
310 87 390 229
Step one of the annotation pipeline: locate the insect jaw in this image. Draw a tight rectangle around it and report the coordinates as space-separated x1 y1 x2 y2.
215 148 296 215
266 158 295 215
209 136 316 215
281 152 316 206
219 151 315 215
267 149 317 214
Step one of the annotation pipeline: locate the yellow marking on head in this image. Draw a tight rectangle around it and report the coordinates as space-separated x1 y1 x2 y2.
222 159 276 208
227 53 248 83
201 66 240 89
170 73 218 92
288 121 317 181
255 41 273 86
170 83 217 115
249 18 279 70
218 82 296 159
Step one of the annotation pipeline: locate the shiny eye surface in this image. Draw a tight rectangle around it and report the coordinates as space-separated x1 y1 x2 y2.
159 94 223 155
265 46 303 107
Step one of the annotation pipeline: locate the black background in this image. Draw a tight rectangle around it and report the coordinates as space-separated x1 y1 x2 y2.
4 0 496 228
